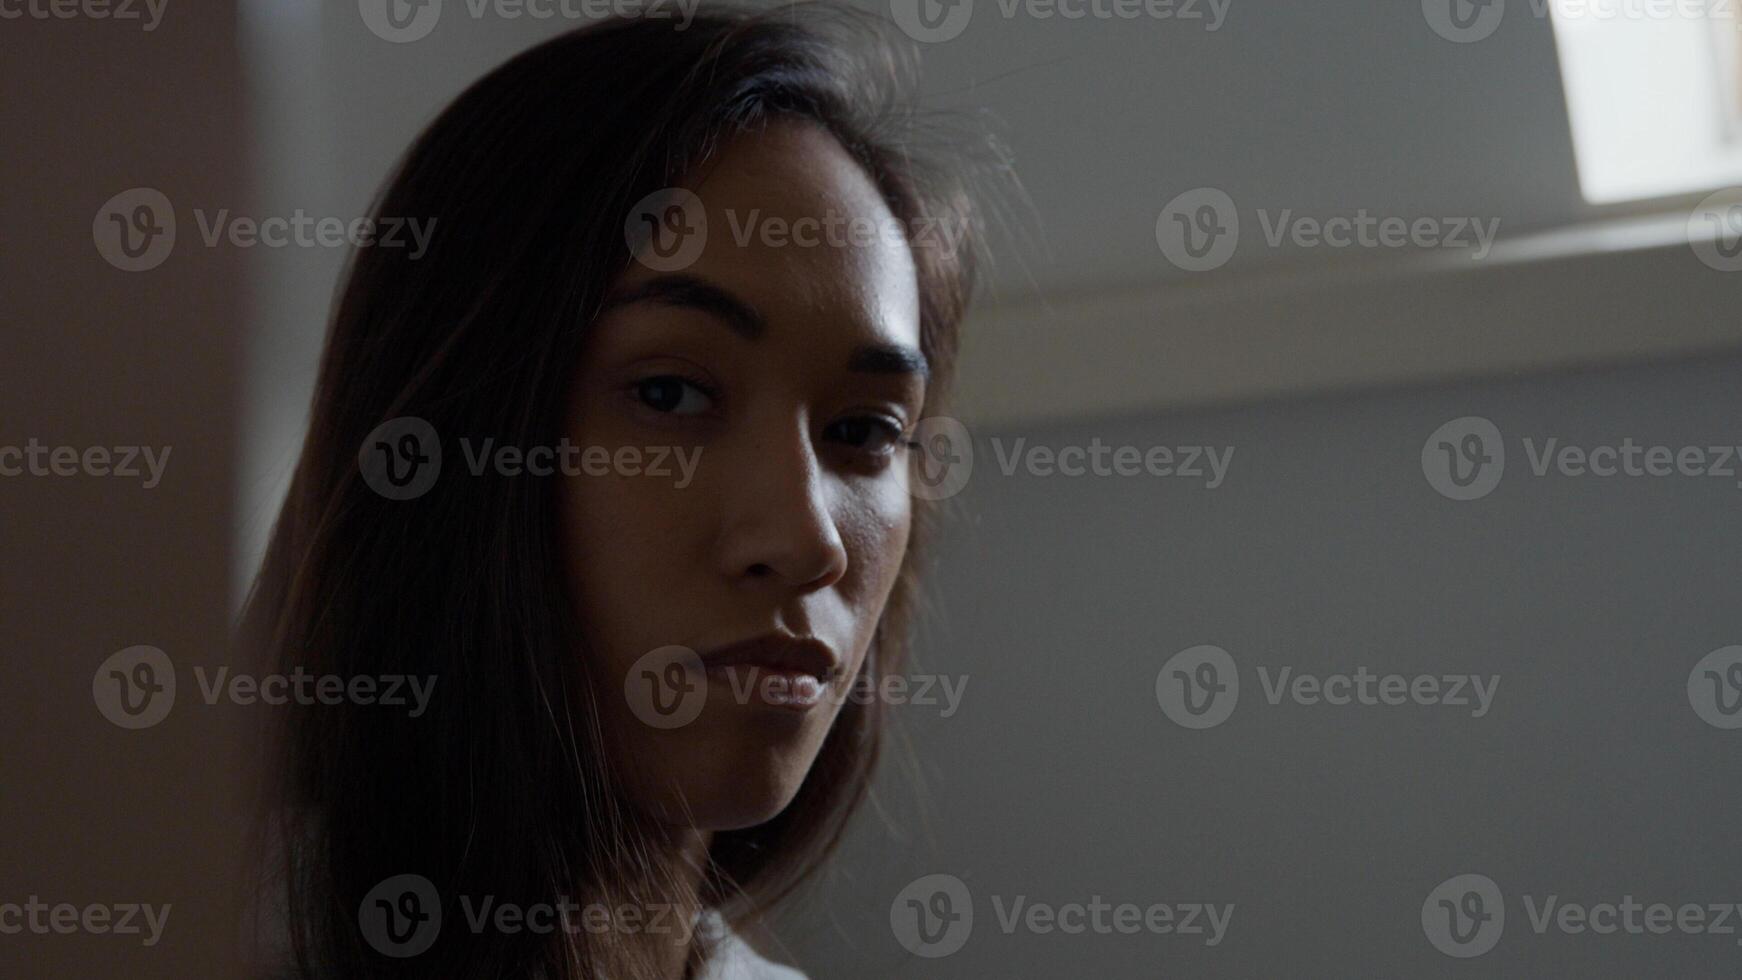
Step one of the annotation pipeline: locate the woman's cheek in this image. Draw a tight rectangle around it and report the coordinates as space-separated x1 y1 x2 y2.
842 478 913 605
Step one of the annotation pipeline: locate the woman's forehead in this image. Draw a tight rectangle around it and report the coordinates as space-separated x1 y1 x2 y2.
668 122 923 351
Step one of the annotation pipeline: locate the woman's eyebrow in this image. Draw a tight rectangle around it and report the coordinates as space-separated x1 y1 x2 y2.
849 343 929 379
603 273 765 339
604 272 929 378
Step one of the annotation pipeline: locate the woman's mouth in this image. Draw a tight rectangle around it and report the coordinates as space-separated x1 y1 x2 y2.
704 664 830 711
697 633 842 713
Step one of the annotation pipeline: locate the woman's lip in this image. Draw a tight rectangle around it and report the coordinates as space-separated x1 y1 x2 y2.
703 663 830 712
695 633 842 682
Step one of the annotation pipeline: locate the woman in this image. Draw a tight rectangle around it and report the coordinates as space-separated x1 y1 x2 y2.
242 7 997 978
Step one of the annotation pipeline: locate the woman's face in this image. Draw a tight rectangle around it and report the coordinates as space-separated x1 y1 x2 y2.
562 121 925 831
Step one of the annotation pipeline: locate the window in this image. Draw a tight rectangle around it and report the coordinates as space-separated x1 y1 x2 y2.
1550 0 1742 203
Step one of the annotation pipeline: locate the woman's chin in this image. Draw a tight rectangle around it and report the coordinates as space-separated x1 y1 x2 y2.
614 698 839 830
691 789 804 833
639 780 806 833
632 742 820 832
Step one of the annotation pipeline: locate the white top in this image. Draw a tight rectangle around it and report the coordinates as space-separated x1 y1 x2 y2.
695 913 809 980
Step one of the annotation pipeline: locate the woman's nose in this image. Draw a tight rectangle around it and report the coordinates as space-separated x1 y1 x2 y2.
711 423 850 593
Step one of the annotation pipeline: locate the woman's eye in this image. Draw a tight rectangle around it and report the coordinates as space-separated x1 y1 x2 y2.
634 375 715 416
825 415 907 455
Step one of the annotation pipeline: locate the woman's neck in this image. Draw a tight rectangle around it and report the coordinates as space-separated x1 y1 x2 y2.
649 825 714 980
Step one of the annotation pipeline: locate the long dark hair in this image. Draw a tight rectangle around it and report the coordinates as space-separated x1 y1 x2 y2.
241 7 991 978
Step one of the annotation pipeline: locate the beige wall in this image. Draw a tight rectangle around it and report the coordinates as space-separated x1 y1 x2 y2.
0 4 249 977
